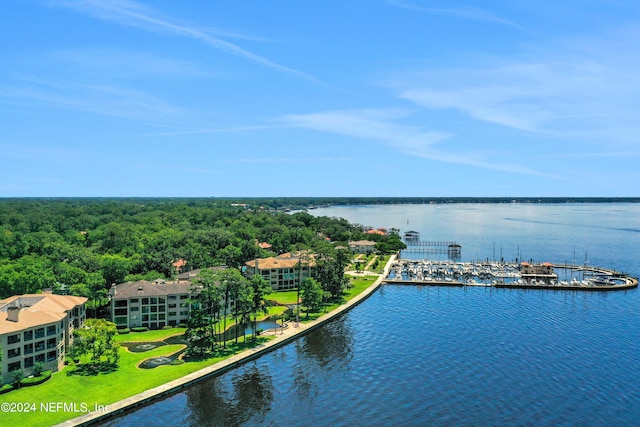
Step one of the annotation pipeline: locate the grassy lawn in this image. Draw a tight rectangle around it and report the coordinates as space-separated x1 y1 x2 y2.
368 255 390 274
114 327 186 343
267 305 288 317
265 290 299 305
297 274 379 322
0 331 272 427
1 256 394 427
345 274 380 297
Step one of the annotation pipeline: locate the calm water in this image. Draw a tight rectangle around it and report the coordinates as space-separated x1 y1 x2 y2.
102 204 640 426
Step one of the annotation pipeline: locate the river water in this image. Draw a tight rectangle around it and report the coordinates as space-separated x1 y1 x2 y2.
102 203 640 426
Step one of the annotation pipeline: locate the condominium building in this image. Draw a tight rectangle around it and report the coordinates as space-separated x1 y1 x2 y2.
109 280 191 329
0 292 87 384
245 252 315 291
349 240 377 254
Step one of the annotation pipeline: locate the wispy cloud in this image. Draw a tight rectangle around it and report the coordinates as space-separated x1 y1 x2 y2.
52 0 319 83
387 0 521 29
0 143 89 162
387 32 640 148
1 76 187 124
228 157 352 164
279 109 547 175
33 48 213 80
143 124 289 137
1 47 213 125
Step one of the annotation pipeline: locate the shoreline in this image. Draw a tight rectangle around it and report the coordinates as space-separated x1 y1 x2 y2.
56 255 397 426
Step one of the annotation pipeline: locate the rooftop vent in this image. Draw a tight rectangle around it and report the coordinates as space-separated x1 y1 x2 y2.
7 305 20 322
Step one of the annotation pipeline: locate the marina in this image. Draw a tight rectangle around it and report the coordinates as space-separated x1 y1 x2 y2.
99 203 640 427
385 259 638 290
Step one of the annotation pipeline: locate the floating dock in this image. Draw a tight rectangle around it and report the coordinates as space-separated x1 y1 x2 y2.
383 259 638 291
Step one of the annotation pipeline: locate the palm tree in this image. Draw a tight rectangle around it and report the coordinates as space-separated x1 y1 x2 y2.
187 269 222 352
249 275 272 340
216 269 245 349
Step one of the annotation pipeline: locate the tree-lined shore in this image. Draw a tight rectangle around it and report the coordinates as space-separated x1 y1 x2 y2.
0 198 404 303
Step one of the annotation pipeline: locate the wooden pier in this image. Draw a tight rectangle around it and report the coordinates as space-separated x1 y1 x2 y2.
404 241 459 247
402 241 462 256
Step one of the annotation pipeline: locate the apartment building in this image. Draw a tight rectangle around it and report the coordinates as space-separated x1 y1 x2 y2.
245 252 315 291
348 240 377 254
109 280 191 329
0 292 87 384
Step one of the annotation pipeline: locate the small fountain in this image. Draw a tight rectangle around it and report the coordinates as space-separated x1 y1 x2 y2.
123 341 167 352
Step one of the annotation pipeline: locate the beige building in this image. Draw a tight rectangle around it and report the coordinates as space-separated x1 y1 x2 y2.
110 280 191 329
0 292 87 384
349 240 377 254
245 252 315 291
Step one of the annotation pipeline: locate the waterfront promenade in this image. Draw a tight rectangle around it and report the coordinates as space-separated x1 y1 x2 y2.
57 255 396 426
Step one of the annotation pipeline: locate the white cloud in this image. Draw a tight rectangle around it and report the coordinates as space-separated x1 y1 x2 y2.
388 34 640 148
282 108 449 152
387 0 522 29
0 143 89 161
52 0 318 83
228 157 352 164
279 109 547 175
143 125 289 137
1 77 186 124
35 49 212 80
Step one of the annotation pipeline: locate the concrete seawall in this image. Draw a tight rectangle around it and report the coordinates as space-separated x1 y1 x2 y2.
57 255 397 427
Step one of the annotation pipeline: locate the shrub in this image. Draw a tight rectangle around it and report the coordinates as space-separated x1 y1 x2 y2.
178 323 187 328
117 328 131 334
10 369 24 388
162 325 173 330
131 327 149 332
33 361 45 376
21 371 52 387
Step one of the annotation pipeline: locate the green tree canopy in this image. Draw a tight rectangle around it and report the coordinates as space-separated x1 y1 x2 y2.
70 319 120 368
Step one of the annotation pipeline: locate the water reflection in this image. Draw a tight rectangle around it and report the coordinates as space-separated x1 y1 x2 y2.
284 319 355 404
99 204 640 427
300 317 354 368
184 363 274 427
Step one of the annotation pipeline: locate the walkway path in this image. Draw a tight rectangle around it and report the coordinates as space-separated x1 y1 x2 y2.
58 254 397 427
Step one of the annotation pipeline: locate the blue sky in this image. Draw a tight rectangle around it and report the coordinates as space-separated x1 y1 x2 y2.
2 0 640 197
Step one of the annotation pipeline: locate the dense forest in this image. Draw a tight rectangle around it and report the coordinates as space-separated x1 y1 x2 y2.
0 198 404 301
185 197 640 210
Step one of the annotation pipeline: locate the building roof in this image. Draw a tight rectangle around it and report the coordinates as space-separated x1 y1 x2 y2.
0 293 87 334
111 280 191 300
177 266 226 281
366 229 385 235
246 257 300 270
246 251 317 271
172 259 187 269
349 240 377 246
